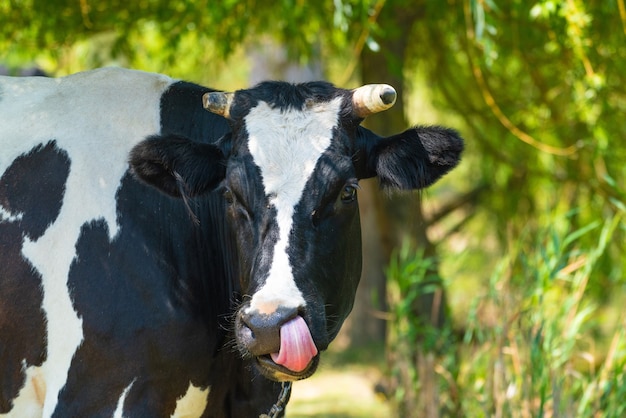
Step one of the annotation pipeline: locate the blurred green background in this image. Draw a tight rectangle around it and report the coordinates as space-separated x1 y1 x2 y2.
3 0 625 416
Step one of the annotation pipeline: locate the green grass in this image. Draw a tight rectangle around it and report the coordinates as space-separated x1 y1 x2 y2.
288 346 391 417
384 212 626 417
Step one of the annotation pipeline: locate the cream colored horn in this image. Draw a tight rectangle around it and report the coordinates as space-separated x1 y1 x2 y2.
352 84 397 117
203 92 235 119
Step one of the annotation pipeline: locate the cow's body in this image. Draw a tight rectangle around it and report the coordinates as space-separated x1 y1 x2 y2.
0 68 463 417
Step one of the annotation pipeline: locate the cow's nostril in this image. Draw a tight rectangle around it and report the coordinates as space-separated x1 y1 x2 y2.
238 307 299 356
237 320 255 347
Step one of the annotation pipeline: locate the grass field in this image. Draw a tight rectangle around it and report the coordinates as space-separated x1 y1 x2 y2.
288 346 392 417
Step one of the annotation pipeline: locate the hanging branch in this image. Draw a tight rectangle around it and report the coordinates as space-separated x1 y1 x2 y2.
79 0 93 28
338 0 386 85
425 184 488 227
619 0 626 35
432 208 477 244
564 0 597 78
462 1 579 157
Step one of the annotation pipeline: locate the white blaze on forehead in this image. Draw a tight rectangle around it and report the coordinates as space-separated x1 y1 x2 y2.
245 97 343 313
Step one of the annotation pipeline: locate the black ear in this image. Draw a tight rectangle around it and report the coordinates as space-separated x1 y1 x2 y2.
129 134 226 197
354 125 464 190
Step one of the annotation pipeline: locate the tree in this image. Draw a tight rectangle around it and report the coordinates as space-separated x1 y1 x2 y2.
4 0 625 415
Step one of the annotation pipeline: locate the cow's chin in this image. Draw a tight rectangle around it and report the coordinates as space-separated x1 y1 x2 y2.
254 354 320 382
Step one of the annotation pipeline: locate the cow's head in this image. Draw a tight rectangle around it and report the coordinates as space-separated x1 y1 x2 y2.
130 81 463 382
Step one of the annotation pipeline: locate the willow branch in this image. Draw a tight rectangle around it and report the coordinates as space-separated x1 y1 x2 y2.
619 0 626 35
433 209 476 244
430 34 515 165
426 184 488 227
565 0 596 78
79 0 93 28
462 1 578 157
338 0 386 85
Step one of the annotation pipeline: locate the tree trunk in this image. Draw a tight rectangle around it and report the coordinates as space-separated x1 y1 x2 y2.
247 38 323 85
355 3 451 416
344 2 416 348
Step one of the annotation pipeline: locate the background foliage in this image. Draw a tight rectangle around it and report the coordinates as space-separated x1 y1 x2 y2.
3 0 625 415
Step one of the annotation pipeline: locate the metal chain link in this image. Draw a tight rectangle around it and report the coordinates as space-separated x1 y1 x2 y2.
259 382 292 418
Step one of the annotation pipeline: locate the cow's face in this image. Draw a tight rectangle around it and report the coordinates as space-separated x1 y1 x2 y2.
215 84 365 381
130 81 464 382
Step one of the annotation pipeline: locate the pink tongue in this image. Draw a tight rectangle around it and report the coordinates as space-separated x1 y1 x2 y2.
270 316 318 373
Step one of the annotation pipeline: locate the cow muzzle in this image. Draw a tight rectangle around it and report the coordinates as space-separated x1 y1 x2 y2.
235 307 319 381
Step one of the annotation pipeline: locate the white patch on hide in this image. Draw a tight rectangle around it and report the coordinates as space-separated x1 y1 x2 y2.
112 379 135 418
0 364 45 418
0 205 23 222
171 383 210 418
0 68 173 416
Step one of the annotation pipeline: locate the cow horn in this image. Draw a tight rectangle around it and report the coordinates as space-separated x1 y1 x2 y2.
203 92 234 119
352 84 397 118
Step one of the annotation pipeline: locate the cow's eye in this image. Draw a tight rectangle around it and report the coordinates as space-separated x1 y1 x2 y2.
223 187 235 204
340 184 358 203
223 186 252 223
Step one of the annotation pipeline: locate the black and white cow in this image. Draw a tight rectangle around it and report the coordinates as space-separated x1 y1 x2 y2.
0 67 463 417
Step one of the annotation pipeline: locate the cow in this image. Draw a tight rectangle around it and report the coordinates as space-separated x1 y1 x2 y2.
0 67 463 417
